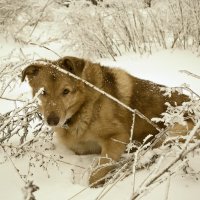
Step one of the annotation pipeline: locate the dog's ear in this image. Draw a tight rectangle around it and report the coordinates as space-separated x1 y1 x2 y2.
82 62 103 88
57 57 85 76
21 64 40 82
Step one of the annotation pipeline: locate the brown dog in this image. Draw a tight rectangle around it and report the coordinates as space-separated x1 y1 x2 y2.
22 56 190 186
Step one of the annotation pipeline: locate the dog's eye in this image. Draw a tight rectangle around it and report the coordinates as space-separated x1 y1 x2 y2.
63 89 70 95
41 90 47 96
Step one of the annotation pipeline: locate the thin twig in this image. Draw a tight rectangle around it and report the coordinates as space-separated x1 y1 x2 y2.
95 162 130 200
29 0 51 37
132 149 139 196
164 173 171 200
0 96 26 102
0 88 43 141
1 143 85 169
132 120 200 199
1 146 25 184
180 70 200 80
29 42 61 58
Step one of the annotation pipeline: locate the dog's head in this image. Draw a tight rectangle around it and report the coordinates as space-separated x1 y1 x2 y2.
22 56 90 127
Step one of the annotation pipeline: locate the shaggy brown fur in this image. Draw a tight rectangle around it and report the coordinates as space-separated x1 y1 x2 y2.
22 56 190 187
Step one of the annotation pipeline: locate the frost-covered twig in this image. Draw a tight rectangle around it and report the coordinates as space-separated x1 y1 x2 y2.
132 149 139 195
29 42 61 58
161 84 200 99
164 174 171 200
135 158 188 200
0 72 20 97
1 145 40 199
1 143 85 169
22 181 39 200
1 145 25 184
95 163 129 200
0 96 26 102
29 0 52 37
137 154 165 193
0 88 43 142
131 120 200 199
128 113 136 153
180 70 200 80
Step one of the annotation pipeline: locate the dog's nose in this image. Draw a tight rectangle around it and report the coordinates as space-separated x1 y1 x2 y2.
47 112 60 126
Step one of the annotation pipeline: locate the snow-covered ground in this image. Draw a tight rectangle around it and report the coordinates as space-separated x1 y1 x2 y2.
0 41 200 200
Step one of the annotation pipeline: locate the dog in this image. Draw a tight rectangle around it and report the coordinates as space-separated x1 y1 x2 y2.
22 56 191 186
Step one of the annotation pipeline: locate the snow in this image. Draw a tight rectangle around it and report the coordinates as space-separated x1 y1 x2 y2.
0 41 200 200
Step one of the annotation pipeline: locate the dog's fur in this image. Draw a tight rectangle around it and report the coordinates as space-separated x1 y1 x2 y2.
22 56 191 186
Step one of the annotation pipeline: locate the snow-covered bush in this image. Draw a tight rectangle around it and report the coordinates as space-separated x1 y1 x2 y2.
1 0 200 58
60 0 200 58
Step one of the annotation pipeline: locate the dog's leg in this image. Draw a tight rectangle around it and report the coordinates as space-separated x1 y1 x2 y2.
89 135 128 187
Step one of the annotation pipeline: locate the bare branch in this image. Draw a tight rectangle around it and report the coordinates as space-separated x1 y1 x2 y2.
131 120 200 199
180 70 200 80
0 88 43 139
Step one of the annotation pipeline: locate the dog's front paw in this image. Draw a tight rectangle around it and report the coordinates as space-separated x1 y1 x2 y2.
89 164 114 188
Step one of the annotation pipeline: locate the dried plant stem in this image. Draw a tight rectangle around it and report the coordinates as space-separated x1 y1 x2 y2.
0 74 20 97
1 143 85 169
132 149 139 195
96 163 129 200
29 0 51 37
128 113 136 153
180 70 200 80
0 96 26 102
131 120 200 199
138 155 165 192
29 42 61 58
1 146 25 184
164 174 171 200
173 86 200 98
96 172 127 200
136 159 188 200
0 88 43 141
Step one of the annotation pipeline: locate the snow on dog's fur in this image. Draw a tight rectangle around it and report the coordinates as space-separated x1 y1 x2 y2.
22 56 191 186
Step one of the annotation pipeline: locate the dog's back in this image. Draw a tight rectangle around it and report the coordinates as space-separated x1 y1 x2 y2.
95 64 190 143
